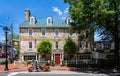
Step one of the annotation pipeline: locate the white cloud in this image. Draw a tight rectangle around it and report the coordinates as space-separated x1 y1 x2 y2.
64 7 69 14
52 7 62 16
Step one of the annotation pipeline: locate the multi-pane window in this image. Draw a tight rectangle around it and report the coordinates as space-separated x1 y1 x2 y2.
55 29 59 36
29 42 32 48
30 17 35 24
55 42 58 49
68 19 70 24
29 29 32 36
48 19 51 23
31 18 34 23
69 30 73 36
86 30 89 38
24 56 36 60
86 42 88 48
41 28 46 36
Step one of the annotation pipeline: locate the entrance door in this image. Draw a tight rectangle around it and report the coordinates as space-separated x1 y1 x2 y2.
55 54 60 65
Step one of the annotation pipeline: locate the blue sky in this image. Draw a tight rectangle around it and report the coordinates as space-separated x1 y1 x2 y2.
0 0 100 41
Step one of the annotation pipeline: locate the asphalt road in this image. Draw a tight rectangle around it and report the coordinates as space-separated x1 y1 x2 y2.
1 70 120 76
6 70 109 76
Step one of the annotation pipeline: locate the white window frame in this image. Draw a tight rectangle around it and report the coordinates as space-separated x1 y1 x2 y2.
29 42 32 49
54 29 59 36
28 28 33 36
47 17 52 26
41 28 46 36
66 17 71 25
68 30 73 37
55 42 58 49
30 16 35 24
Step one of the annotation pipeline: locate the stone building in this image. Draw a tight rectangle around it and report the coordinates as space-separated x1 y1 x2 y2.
19 9 94 65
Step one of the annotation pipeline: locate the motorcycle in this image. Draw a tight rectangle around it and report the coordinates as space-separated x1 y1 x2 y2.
28 63 50 72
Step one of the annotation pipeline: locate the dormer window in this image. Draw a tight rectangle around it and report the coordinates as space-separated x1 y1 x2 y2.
48 19 51 24
66 17 71 25
30 16 35 24
47 17 53 26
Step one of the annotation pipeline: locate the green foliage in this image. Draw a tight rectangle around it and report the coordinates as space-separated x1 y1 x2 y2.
64 0 95 40
7 34 19 40
0 61 5 65
64 0 119 43
51 60 54 63
16 50 20 54
31 59 34 64
37 39 52 54
65 0 120 69
63 38 78 54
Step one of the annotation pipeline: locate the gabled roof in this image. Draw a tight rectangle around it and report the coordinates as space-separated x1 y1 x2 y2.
20 19 69 27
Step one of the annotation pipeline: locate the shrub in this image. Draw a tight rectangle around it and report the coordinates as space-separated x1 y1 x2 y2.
0 62 5 65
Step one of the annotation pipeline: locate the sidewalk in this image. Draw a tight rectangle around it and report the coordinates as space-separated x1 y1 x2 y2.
0 64 72 72
0 63 28 72
1 63 120 75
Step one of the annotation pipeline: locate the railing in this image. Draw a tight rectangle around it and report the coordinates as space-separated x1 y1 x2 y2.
65 60 96 65
38 59 96 66
39 60 50 65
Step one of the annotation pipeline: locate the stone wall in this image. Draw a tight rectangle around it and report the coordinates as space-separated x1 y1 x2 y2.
20 27 78 53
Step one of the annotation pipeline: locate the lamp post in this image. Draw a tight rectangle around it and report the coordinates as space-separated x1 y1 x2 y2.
3 26 9 71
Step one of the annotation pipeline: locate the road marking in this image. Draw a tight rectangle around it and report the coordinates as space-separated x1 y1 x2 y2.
8 71 28 76
8 72 18 76
7 71 109 76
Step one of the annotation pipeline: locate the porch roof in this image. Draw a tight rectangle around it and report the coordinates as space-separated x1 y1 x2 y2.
23 52 37 56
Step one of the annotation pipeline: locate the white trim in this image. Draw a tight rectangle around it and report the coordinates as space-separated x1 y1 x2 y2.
47 17 53 26
41 28 46 36
66 17 72 25
30 16 35 24
28 28 33 36
55 41 59 49
28 41 33 49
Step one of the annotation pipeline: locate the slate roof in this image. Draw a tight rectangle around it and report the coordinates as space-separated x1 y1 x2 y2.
20 19 69 27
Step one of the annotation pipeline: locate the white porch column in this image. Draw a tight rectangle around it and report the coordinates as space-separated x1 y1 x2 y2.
62 53 64 60
51 53 53 60
60 54 62 65
22 55 24 62
36 55 37 61
61 54 64 65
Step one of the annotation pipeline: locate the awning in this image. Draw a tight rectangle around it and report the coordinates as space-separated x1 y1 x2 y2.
23 52 37 56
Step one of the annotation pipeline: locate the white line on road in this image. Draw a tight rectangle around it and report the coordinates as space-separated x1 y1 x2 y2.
8 71 28 76
8 72 18 76
7 71 109 76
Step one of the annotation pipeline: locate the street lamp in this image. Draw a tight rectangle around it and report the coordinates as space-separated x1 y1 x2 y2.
3 26 9 71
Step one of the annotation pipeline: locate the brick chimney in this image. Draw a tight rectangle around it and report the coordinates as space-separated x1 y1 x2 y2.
25 9 30 21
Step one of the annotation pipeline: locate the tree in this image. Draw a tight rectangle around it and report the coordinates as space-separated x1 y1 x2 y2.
95 0 120 70
64 0 120 70
64 38 78 54
7 34 19 40
37 39 52 54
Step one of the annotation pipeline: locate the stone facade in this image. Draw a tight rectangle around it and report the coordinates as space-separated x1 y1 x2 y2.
19 9 94 65
20 27 78 52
